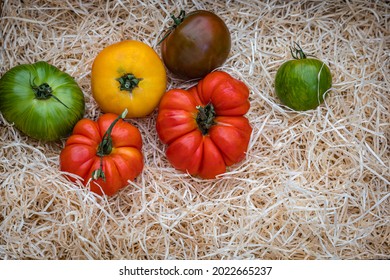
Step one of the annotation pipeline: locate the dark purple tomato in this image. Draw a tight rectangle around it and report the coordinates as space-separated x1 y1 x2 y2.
160 10 231 80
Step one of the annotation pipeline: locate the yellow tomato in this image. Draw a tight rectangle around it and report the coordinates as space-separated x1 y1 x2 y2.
91 40 167 118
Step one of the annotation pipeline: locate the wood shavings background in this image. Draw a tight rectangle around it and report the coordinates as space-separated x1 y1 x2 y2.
0 0 389 259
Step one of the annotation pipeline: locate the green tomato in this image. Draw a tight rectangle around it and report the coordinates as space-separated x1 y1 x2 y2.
0 61 85 141
275 44 332 111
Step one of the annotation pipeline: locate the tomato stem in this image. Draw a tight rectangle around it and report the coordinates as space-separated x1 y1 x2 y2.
157 10 186 45
172 10 186 26
31 82 69 108
196 103 216 135
290 42 307 60
117 74 142 93
92 109 128 181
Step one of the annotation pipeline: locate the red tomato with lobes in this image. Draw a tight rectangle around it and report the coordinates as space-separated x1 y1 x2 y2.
156 71 252 179
60 110 143 196
160 10 231 79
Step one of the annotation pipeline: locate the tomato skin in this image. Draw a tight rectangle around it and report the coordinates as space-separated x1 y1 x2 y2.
91 40 167 118
0 61 85 141
60 113 143 196
161 10 231 80
156 71 252 179
275 55 332 111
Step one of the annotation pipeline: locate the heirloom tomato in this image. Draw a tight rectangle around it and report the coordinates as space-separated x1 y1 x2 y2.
156 71 252 179
91 40 167 118
60 110 143 196
159 10 231 80
0 61 85 141
275 43 332 111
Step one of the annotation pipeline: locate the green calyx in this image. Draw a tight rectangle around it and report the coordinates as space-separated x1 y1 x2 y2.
31 82 69 108
290 42 307 60
171 10 186 26
157 10 186 45
196 103 216 135
32 83 53 99
92 109 128 181
117 73 142 92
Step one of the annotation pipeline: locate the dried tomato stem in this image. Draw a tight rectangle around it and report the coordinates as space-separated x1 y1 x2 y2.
290 42 307 60
196 103 216 135
171 10 186 26
31 82 69 108
157 10 186 45
92 109 128 181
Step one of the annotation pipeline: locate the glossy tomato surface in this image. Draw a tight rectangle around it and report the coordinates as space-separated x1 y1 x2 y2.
156 71 252 179
0 61 85 141
60 112 143 196
275 45 332 111
160 10 231 80
91 40 167 118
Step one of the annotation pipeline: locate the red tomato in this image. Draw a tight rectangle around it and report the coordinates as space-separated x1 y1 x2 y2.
156 71 252 179
60 111 143 196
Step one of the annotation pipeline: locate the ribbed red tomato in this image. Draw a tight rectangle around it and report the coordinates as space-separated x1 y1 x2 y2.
60 110 143 196
156 71 252 179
